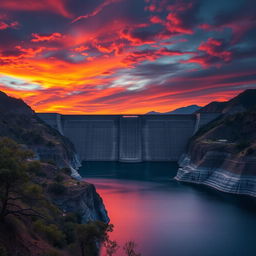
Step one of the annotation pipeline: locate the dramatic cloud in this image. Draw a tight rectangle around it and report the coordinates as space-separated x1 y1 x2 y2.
0 0 255 114
0 0 72 18
31 33 63 42
72 0 124 23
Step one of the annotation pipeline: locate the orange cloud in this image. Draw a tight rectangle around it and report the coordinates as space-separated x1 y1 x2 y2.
31 33 63 42
0 0 255 115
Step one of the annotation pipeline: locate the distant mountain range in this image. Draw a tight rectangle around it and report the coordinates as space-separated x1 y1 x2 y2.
146 105 202 115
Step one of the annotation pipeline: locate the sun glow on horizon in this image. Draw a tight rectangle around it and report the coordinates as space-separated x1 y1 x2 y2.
0 0 255 114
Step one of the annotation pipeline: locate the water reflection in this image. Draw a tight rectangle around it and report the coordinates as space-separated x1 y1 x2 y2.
79 162 256 256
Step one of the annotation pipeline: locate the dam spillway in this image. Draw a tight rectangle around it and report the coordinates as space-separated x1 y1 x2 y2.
38 113 219 162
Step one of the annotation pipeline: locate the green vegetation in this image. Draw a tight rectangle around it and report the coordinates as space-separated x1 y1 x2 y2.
34 220 66 248
76 221 112 256
0 137 116 256
0 137 41 221
0 136 143 256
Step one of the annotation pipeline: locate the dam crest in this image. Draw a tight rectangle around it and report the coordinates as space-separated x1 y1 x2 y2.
38 113 219 162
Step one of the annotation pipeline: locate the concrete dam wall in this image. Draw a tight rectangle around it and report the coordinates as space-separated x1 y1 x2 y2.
38 113 219 162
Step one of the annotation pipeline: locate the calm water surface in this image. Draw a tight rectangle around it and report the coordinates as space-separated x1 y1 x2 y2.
79 162 256 256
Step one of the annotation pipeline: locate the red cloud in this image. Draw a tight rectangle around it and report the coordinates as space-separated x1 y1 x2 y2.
31 33 63 42
165 13 193 34
182 38 233 67
0 0 254 114
0 15 19 30
150 16 163 24
123 47 189 66
199 16 256 43
0 0 72 18
198 38 232 62
72 0 124 23
0 21 19 30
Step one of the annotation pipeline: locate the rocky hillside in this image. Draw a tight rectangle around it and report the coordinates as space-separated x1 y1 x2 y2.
197 89 256 114
146 105 201 115
0 91 80 169
0 138 109 256
175 89 256 197
0 91 111 255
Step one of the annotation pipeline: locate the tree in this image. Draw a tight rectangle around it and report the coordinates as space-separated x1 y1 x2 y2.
76 221 113 256
123 241 141 256
0 137 43 221
104 238 119 256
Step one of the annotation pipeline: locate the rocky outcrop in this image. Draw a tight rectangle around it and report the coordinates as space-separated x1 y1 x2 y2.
35 163 109 224
0 91 81 169
176 153 256 197
197 89 256 115
175 89 256 197
52 182 109 224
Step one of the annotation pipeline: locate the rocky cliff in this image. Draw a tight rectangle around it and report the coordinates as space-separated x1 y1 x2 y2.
36 163 109 224
0 91 80 170
175 89 256 197
0 160 109 256
0 92 110 255
0 91 109 220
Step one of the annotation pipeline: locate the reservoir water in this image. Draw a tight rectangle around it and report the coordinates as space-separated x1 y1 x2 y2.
79 162 256 256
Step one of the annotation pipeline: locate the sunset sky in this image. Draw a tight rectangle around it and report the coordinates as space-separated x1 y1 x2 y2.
0 0 255 114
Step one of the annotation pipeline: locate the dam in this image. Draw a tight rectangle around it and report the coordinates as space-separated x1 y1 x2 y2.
37 113 219 162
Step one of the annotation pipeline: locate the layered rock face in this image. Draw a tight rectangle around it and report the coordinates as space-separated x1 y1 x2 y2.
37 164 109 224
175 90 256 197
176 152 256 197
52 182 109 223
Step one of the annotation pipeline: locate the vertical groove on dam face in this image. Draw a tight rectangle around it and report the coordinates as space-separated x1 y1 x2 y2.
62 116 119 161
142 116 196 161
119 116 142 162
37 113 219 162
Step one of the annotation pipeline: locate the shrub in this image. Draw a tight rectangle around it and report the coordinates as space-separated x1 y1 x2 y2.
24 184 43 197
27 160 41 174
48 183 67 195
34 220 66 248
63 222 76 244
63 212 81 224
